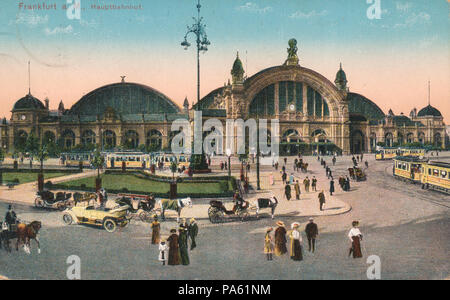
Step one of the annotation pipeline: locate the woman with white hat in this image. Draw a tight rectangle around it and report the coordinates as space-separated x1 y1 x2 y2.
290 222 303 261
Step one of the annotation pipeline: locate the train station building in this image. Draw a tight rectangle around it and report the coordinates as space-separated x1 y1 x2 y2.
0 40 447 154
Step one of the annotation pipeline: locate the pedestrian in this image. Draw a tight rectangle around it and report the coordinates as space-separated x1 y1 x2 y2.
294 159 298 171
289 173 294 184
224 161 228 170
188 218 198 250
311 176 317 192
269 172 274 185
282 172 287 184
167 229 180 265
365 161 369 168
220 162 224 170
178 227 190 265
332 156 336 166
151 215 161 245
285 183 292 201
345 176 351 191
348 221 363 258
4 205 17 231
290 223 303 261
330 178 335 196
318 190 326 211
303 177 310 192
294 180 301 200
339 176 345 190
284 157 287 165
274 221 288 256
264 227 274 261
305 218 319 253
159 239 169 265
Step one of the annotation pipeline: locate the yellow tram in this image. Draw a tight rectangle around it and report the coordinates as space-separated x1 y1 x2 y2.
105 152 150 169
375 148 400 160
421 161 450 194
393 156 428 183
148 152 191 168
61 152 92 167
376 147 425 160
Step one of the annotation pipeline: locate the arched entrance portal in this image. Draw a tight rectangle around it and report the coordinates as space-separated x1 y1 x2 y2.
351 131 365 154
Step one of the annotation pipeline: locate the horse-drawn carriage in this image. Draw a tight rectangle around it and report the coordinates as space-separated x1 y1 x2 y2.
348 167 366 181
0 220 42 254
34 190 73 211
208 200 250 223
115 193 156 222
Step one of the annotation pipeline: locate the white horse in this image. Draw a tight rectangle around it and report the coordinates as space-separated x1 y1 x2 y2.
158 197 193 223
253 196 278 219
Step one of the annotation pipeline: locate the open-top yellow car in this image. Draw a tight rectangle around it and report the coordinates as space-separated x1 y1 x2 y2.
62 205 130 233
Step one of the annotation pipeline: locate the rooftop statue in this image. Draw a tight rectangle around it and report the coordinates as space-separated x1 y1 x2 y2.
285 39 299 66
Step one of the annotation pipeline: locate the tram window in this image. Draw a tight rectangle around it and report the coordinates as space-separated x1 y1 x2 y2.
433 169 439 176
441 171 447 178
428 169 431 175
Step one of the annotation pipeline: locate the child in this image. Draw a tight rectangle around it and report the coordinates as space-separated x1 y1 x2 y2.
159 239 169 266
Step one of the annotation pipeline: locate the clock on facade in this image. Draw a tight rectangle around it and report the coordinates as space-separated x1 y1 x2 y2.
20 115 26 120
289 104 295 111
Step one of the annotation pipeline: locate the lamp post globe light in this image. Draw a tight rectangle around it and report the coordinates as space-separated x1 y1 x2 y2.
226 148 232 178
182 0 211 174
181 0 211 105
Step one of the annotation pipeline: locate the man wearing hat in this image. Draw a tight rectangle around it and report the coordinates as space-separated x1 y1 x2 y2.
318 190 326 211
264 227 274 261
4 205 17 231
188 218 198 250
305 218 319 253
274 221 287 256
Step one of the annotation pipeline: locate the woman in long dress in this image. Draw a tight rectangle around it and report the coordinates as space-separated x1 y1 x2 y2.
167 229 180 265
264 227 274 261
269 173 274 185
285 184 291 201
151 216 161 245
178 228 190 265
348 221 363 258
290 223 303 261
274 221 287 256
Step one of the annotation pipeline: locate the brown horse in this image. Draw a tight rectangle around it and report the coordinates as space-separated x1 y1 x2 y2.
16 221 42 254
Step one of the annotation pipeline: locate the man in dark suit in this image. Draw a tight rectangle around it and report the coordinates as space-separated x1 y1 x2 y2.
305 218 319 252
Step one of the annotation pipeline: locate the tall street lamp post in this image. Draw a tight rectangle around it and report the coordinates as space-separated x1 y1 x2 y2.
226 148 231 178
181 0 210 105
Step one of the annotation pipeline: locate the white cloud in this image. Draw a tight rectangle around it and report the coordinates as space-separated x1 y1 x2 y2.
396 2 412 13
289 10 328 19
236 2 272 14
44 25 73 35
419 35 438 49
12 13 48 27
394 12 431 28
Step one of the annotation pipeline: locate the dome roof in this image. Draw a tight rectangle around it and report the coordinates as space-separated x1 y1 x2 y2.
417 105 442 117
69 82 181 116
335 67 347 82
13 93 45 111
347 92 385 121
231 54 244 77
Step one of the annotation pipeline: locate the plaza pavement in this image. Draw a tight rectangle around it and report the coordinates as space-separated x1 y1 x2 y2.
0 156 351 221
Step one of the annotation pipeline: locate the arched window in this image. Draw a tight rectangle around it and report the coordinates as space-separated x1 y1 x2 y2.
147 129 162 151
43 131 56 145
169 130 184 149
385 133 394 147
406 133 414 144
418 132 425 145
282 129 301 143
124 130 139 149
397 133 404 146
249 84 275 117
103 130 116 149
81 130 96 146
369 133 377 151
434 133 442 147
15 130 28 151
61 130 76 149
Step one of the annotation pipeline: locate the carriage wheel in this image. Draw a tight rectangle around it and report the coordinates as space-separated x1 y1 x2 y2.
57 202 66 211
139 211 151 222
34 197 44 208
62 213 73 225
208 207 223 224
239 210 250 222
103 218 117 233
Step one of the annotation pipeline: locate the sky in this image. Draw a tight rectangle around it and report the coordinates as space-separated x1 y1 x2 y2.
0 0 448 121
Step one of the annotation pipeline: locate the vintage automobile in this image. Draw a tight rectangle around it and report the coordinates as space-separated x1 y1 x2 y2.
62 205 130 233
35 190 73 211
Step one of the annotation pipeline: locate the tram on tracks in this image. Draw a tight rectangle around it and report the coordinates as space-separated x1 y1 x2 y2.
421 161 450 194
376 147 426 160
393 156 428 183
61 152 93 167
148 152 190 168
105 152 150 169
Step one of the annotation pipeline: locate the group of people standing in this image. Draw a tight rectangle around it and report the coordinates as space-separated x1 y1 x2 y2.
150 216 199 266
264 219 319 262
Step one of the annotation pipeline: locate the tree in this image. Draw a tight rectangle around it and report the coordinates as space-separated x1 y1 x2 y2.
25 132 40 155
33 144 49 192
90 149 105 180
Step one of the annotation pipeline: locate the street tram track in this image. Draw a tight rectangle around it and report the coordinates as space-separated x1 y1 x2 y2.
378 165 450 209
